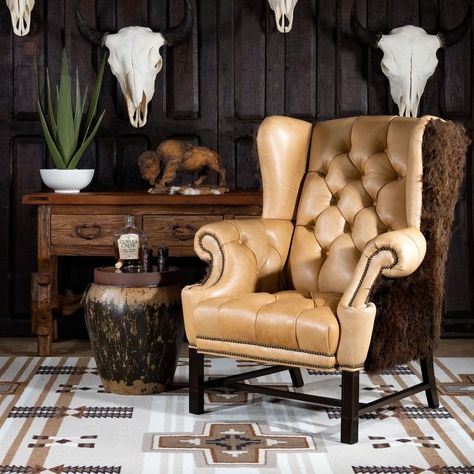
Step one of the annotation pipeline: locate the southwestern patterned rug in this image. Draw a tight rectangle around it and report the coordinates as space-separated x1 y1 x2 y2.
0 356 472 474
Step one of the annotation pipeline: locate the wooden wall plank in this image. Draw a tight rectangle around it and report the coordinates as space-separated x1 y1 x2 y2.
0 7 13 120
440 0 471 117
317 0 336 119
12 139 44 315
0 139 11 318
236 138 260 191
367 0 388 115
337 0 368 115
420 0 441 117
285 0 317 118
266 6 285 116
14 0 44 117
116 136 150 191
234 0 266 120
167 0 199 119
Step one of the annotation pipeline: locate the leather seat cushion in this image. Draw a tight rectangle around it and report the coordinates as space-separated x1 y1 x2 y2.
193 291 340 356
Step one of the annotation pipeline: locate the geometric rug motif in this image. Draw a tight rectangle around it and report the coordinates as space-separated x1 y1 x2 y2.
438 374 474 396
145 421 317 466
326 405 453 419
56 384 105 394
28 435 98 448
7 406 134 419
368 435 441 449
35 366 99 376
0 467 121 473
352 467 474 474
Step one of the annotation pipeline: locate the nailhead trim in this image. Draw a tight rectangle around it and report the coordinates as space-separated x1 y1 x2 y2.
196 336 335 357
348 246 399 307
196 231 225 286
196 348 337 370
338 362 365 370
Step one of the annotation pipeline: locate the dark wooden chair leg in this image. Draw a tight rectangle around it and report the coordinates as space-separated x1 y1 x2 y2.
289 368 304 388
189 347 205 414
340 370 359 444
420 355 439 408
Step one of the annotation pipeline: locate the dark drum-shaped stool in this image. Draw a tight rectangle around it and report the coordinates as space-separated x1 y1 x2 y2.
83 267 183 395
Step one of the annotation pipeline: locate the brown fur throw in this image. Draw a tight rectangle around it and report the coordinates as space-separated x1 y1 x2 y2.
365 119 471 374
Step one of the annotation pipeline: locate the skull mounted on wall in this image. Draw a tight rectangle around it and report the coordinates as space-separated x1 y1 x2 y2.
268 0 299 33
351 1 471 117
76 0 193 128
6 0 35 36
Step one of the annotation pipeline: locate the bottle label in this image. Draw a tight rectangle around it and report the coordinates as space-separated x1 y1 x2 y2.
118 233 139 260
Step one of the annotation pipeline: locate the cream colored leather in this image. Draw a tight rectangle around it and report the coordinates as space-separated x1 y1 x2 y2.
182 218 293 345
183 115 436 371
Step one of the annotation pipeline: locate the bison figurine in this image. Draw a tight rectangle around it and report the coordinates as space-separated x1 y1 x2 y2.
138 140 227 194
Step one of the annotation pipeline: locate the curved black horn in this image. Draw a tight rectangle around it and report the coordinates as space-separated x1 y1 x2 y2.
75 1 108 48
350 2 382 49
438 1 472 48
162 0 194 46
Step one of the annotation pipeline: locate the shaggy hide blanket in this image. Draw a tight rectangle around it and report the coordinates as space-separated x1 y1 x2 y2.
365 119 471 373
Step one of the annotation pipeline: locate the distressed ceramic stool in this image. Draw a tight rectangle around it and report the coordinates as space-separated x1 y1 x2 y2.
83 267 182 395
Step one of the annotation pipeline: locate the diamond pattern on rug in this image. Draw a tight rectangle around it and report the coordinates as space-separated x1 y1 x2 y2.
56 385 105 394
28 435 98 448
8 406 133 419
326 406 453 420
368 436 440 449
0 466 121 474
352 466 474 474
36 366 98 376
439 375 474 396
0 382 25 396
146 422 317 465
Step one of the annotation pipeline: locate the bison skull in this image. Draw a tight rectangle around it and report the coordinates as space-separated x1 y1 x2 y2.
6 0 35 36
378 26 441 117
351 1 471 117
76 0 193 128
105 28 166 128
268 0 298 33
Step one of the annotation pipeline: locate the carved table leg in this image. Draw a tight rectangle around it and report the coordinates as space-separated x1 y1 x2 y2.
33 205 56 356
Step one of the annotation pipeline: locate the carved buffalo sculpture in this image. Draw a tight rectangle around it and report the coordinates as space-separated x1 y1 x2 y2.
138 140 227 194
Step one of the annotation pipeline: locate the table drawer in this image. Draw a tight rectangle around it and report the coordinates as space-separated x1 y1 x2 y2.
143 215 223 256
51 215 131 246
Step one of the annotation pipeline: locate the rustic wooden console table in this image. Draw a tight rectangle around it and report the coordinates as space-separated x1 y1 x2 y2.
22 192 263 356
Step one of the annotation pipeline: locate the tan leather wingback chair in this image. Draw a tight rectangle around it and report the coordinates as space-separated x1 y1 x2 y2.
182 115 464 444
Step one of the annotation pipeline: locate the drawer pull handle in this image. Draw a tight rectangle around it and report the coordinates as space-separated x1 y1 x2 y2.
76 224 103 240
171 223 197 241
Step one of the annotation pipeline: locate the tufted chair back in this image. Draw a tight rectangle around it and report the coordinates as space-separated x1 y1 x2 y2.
279 116 429 294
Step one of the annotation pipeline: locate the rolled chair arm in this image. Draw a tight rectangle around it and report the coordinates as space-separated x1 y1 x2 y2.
336 228 427 370
182 218 293 345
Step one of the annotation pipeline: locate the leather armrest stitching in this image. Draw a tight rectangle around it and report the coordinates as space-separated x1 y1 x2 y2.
196 231 225 287
348 247 399 307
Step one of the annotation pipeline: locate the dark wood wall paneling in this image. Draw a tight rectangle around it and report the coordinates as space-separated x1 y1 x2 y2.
0 0 472 336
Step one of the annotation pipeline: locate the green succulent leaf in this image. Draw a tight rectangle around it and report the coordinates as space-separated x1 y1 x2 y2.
68 110 105 170
37 100 66 169
46 68 57 142
82 53 107 142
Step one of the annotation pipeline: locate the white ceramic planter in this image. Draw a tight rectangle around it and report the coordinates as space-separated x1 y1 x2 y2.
40 169 95 194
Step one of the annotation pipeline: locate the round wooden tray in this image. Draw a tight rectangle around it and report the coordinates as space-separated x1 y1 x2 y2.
93 266 180 288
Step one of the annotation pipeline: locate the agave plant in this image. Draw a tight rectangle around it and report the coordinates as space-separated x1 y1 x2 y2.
35 49 106 169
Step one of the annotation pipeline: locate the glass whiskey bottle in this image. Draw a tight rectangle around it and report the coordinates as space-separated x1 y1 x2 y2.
113 215 150 272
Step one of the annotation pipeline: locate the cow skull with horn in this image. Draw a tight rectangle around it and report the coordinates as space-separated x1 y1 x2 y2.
6 0 35 36
351 1 471 117
76 0 193 128
268 0 299 33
